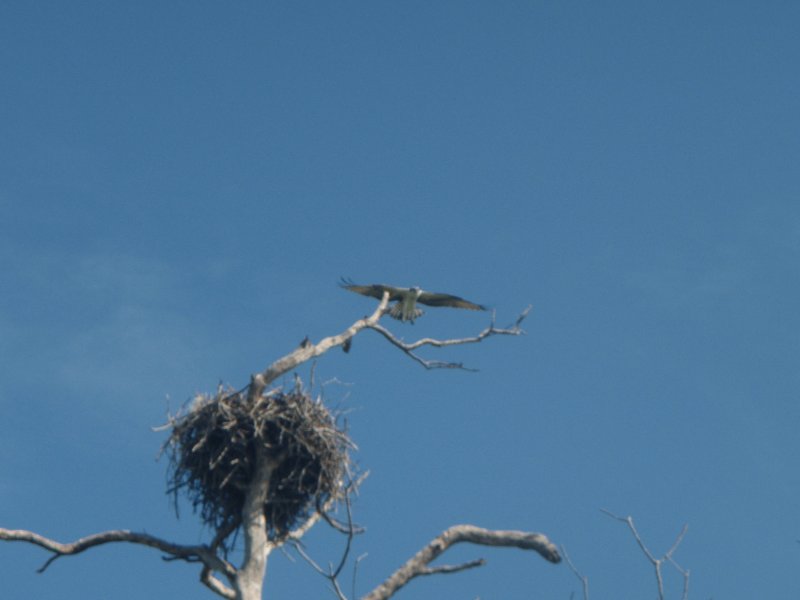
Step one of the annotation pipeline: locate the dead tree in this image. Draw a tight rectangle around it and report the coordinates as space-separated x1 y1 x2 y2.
0 291 561 599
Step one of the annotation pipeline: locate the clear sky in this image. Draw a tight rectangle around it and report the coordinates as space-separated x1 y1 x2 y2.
1 2 799 599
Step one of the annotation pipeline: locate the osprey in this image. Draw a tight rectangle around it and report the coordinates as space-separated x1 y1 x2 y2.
340 278 487 323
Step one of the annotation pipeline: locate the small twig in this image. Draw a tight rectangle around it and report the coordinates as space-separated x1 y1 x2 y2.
290 539 348 600
330 573 349 600
352 553 368 600
668 554 691 600
665 529 691 600
279 471 367 551
601 509 689 600
317 471 369 536
560 545 589 600
331 493 356 579
310 359 318 391
289 481 364 598
292 540 329 577
319 510 366 536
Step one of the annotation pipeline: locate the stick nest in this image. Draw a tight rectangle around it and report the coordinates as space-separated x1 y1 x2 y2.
164 387 353 546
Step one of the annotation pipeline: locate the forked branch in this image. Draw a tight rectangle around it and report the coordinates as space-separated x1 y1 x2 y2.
561 545 589 600
601 509 689 600
248 295 530 395
0 527 236 596
366 305 532 370
361 524 561 600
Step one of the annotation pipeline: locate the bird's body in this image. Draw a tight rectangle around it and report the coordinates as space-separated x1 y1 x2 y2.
339 279 486 323
394 286 424 322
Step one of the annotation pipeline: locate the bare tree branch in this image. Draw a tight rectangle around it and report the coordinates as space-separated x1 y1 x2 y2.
286 481 364 599
352 553 368 600
366 305 532 370
328 493 357 579
0 527 236 596
248 298 530 399
665 529 691 600
601 509 689 600
561 545 589 600
248 294 392 402
0 451 284 600
289 541 349 600
361 524 560 600
273 470 368 554
201 566 237 600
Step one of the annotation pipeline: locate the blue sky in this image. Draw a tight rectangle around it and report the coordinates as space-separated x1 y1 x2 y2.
1 2 799 598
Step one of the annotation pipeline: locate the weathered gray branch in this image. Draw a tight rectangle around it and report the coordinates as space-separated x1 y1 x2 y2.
201 566 237 599
601 509 689 600
248 293 391 401
561 545 589 600
248 298 530 396
286 480 363 600
0 455 280 600
366 305 532 370
0 527 237 596
361 524 561 600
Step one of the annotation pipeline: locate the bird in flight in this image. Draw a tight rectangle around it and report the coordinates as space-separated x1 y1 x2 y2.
339 278 487 323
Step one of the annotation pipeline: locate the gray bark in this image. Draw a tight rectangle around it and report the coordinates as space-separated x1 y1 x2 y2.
234 451 274 600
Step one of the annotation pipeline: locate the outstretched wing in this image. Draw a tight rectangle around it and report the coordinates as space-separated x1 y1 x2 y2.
339 278 406 301
417 290 486 311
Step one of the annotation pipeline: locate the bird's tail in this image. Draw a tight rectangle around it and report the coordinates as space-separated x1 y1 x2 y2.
389 304 424 322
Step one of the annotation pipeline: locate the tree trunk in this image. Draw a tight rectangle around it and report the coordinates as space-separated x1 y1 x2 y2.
234 452 273 600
